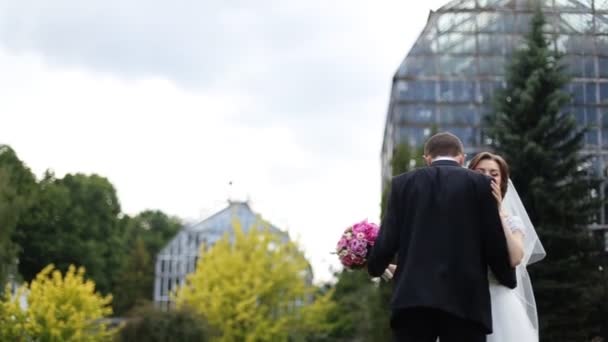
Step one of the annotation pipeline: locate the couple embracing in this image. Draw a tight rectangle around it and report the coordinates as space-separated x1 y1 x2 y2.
368 132 545 342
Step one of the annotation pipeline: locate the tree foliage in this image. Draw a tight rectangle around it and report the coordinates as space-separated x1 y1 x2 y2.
15 172 125 295
0 145 37 289
112 210 182 315
174 221 335 341
485 8 605 340
0 264 116 341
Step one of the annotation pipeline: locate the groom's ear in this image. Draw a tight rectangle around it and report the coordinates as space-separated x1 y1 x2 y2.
456 154 465 166
423 155 433 166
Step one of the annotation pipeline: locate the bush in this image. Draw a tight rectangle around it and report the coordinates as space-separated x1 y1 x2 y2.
117 304 213 342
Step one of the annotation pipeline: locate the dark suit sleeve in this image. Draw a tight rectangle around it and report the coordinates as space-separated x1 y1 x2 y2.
480 177 517 289
368 179 401 277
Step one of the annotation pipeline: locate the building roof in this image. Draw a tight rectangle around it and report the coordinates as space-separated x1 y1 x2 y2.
157 201 286 256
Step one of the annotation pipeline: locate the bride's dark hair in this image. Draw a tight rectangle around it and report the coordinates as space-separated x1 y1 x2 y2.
468 152 510 197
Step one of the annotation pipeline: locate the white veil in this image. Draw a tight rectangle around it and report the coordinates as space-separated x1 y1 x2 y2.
501 179 546 330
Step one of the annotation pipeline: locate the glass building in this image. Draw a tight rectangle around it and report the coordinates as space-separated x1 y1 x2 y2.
153 201 298 309
382 0 608 242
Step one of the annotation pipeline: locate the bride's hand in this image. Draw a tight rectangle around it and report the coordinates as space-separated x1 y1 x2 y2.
491 179 502 207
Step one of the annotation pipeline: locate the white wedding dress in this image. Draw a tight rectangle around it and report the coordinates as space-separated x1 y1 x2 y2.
487 180 546 342
487 215 537 342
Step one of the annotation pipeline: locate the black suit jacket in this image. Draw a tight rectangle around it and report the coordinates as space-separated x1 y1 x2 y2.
368 160 516 333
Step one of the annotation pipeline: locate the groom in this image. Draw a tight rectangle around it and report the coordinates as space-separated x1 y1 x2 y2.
368 132 516 342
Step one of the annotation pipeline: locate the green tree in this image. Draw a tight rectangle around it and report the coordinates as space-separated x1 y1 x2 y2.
174 221 335 341
0 264 116 342
485 8 604 341
0 145 37 290
112 210 182 315
112 237 151 315
15 172 125 295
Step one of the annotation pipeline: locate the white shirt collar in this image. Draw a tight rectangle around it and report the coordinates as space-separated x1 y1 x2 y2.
432 156 459 162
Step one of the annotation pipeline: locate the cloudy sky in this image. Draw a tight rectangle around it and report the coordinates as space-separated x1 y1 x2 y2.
0 0 447 283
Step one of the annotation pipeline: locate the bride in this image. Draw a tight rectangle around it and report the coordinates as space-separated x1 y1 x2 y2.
468 152 546 342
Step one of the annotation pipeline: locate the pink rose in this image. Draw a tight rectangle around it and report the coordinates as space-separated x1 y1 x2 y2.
350 254 366 267
336 237 348 251
341 254 353 267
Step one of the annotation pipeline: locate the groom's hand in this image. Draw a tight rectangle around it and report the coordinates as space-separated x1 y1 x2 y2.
380 264 397 281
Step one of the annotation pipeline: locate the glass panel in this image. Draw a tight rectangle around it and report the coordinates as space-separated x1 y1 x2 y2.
480 81 504 102
597 15 608 35
478 0 514 8
600 83 608 104
596 36 608 56
556 35 595 55
438 105 480 125
395 104 435 124
453 81 475 102
571 83 585 104
564 55 583 77
603 129 608 147
587 106 599 126
555 0 592 9
443 126 479 146
447 0 476 9
503 13 517 33
479 56 505 75
585 83 598 104
395 80 437 102
599 57 608 77
576 106 592 126
597 0 608 10
555 35 569 54
439 81 452 102
477 33 506 54
398 57 437 77
438 12 477 33
574 106 586 125
439 56 477 76
584 56 596 78
514 14 533 33
398 127 433 146
602 109 608 128
507 34 527 54
437 32 477 54
587 130 599 147
439 80 475 102
410 36 436 55
477 12 503 33
559 14 594 34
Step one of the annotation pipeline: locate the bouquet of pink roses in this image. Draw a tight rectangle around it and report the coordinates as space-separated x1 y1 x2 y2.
335 220 379 270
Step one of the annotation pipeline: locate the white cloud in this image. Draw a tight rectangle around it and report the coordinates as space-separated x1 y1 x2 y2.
0 0 447 282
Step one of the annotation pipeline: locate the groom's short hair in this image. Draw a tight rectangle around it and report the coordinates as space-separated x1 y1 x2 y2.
424 132 464 158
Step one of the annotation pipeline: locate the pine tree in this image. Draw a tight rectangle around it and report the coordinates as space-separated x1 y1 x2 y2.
485 8 605 341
